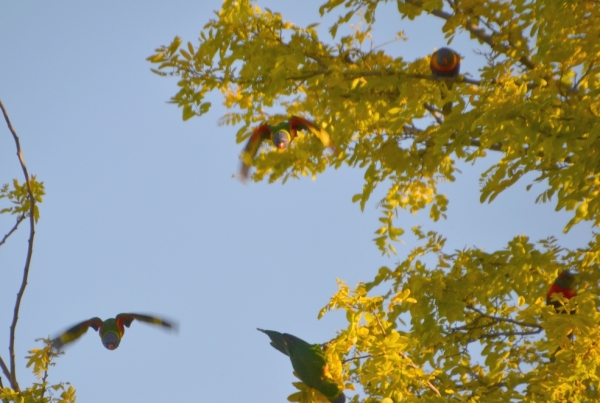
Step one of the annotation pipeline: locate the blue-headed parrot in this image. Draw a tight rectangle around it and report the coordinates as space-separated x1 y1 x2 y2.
239 116 333 180
51 313 176 350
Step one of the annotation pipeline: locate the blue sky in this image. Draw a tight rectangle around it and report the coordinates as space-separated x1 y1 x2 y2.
0 1 592 402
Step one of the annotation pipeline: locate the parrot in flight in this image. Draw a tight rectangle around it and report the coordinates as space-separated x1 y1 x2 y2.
257 328 345 403
51 313 176 350
547 270 577 313
239 116 334 180
430 47 461 116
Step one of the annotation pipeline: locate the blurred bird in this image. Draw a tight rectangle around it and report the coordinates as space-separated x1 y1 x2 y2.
258 328 345 403
430 47 460 79
430 47 461 115
239 116 333 180
51 313 176 350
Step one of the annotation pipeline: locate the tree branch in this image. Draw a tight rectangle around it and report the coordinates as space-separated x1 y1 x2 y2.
403 0 535 69
0 215 25 247
1 100 37 392
465 305 542 329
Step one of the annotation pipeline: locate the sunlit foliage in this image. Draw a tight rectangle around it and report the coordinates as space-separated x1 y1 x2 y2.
150 0 600 401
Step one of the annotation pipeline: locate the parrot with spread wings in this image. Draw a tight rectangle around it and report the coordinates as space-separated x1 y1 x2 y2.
430 47 461 116
51 313 176 350
258 328 345 403
239 116 333 180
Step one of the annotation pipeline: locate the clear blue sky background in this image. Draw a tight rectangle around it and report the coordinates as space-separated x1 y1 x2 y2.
0 1 592 402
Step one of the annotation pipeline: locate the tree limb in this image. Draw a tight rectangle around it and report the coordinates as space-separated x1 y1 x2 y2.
465 305 543 329
1 100 37 392
0 215 25 247
403 0 535 69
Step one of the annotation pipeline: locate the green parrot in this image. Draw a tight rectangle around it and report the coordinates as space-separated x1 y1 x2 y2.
51 313 176 350
239 116 334 180
257 328 345 403
430 47 461 116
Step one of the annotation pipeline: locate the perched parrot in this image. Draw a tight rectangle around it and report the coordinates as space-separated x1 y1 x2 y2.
430 47 460 78
239 116 333 180
257 328 345 403
430 47 461 116
546 270 577 313
546 270 577 350
51 313 176 350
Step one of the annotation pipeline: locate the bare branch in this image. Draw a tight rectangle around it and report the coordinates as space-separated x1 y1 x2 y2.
465 305 543 329
0 215 25 247
342 353 385 364
1 100 37 392
477 329 543 339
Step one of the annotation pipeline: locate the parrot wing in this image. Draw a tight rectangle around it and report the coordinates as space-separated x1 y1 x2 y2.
115 313 176 330
257 328 289 356
289 116 334 150
51 317 104 350
239 123 272 180
283 333 329 388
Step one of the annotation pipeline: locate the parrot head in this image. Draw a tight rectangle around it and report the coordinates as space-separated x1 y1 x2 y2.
273 130 291 150
431 47 460 77
556 270 576 290
102 331 121 350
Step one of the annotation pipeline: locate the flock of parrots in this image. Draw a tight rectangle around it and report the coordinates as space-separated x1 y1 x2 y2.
49 48 579 403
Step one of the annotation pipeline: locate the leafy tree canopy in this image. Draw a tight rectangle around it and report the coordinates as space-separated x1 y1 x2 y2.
149 1 600 401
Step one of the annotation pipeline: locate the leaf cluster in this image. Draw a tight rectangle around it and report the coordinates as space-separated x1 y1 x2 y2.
0 343 75 403
1 178 45 222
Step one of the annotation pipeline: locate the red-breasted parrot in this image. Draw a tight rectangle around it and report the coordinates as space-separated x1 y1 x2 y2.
239 116 333 180
258 328 345 403
547 270 577 347
547 270 577 313
51 313 176 350
430 47 460 116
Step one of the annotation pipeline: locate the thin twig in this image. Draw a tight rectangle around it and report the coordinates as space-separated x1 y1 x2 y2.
423 103 444 125
0 215 26 247
465 306 542 329
40 370 48 400
342 353 385 364
477 329 543 339
1 100 37 392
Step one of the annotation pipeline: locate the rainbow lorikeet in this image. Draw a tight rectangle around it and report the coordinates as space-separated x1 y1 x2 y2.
430 47 460 78
547 270 577 348
430 47 461 116
239 116 333 180
547 270 577 313
257 328 345 403
51 313 176 350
